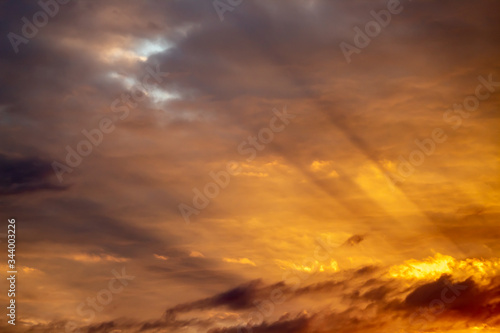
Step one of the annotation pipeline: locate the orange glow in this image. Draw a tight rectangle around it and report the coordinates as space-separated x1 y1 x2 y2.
276 259 339 273
388 253 500 283
223 258 257 266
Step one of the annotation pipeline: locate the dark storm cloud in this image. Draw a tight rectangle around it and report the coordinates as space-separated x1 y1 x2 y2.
162 279 263 315
404 275 475 308
0 154 67 195
160 272 364 318
343 234 365 246
399 274 500 322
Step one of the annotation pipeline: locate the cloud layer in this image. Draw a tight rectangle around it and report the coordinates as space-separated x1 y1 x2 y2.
0 0 499 332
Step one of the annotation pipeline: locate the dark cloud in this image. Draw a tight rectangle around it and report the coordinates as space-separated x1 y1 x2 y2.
164 279 263 315
401 274 500 322
3 271 500 333
404 275 474 308
209 313 312 333
362 285 390 301
0 154 67 195
343 234 365 246
354 266 379 277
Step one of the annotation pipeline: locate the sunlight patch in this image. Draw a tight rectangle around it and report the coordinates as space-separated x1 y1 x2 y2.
223 258 256 266
154 254 169 261
190 251 205 258
135 39 171 59
388 253 500 284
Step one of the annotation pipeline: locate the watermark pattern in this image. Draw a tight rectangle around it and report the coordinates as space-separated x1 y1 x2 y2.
51 62 169 183
6 219 16 326
340 0 410 63
391 73 499 184
65 266 135 333
178 106 295 224
7 0 73 54
407 277 468 332
236 234 341 332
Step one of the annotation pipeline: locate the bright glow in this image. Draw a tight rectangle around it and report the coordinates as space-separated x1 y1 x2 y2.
101 39 170 64
102 47 147 62
148 86 178 104
310 160 339 178
102 39 176 104
22 266 39 274
190 251 205 258
66 253 128 263
107 71 177 104
135 39 171 58
154 254 169 261
310 160 332 171
108 72 137 89
388 253 500 283
223 258 257 266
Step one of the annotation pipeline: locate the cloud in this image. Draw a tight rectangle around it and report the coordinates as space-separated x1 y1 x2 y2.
190 251 205 258
154 254 169 260
343 234 365 246
0 0 499 331
3 267 500 333
223 257 257 266
0 154 67 195
209 313 312 333
164 279 263 315
403 275 474 308
388 253 500 282
64 253 128 263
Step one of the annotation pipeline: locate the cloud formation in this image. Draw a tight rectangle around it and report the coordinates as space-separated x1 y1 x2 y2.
0 0 499 332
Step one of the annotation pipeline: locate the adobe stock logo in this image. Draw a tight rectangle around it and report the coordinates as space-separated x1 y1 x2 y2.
339 0 410 63
178 106 295 224
408 277 469 332
236 234 341 333
51 62 168 183
7 0 73 54
392 73 499 184
65 267 135 333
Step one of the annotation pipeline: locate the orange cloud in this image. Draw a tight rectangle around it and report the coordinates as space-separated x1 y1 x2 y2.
223 258 257 266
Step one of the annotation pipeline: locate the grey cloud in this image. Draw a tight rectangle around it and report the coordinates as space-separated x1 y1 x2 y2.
0 154 67 195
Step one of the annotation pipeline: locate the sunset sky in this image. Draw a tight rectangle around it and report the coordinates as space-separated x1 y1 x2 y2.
1 0 500 332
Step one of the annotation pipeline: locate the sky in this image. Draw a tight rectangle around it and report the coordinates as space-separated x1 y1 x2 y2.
0 0 499 332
